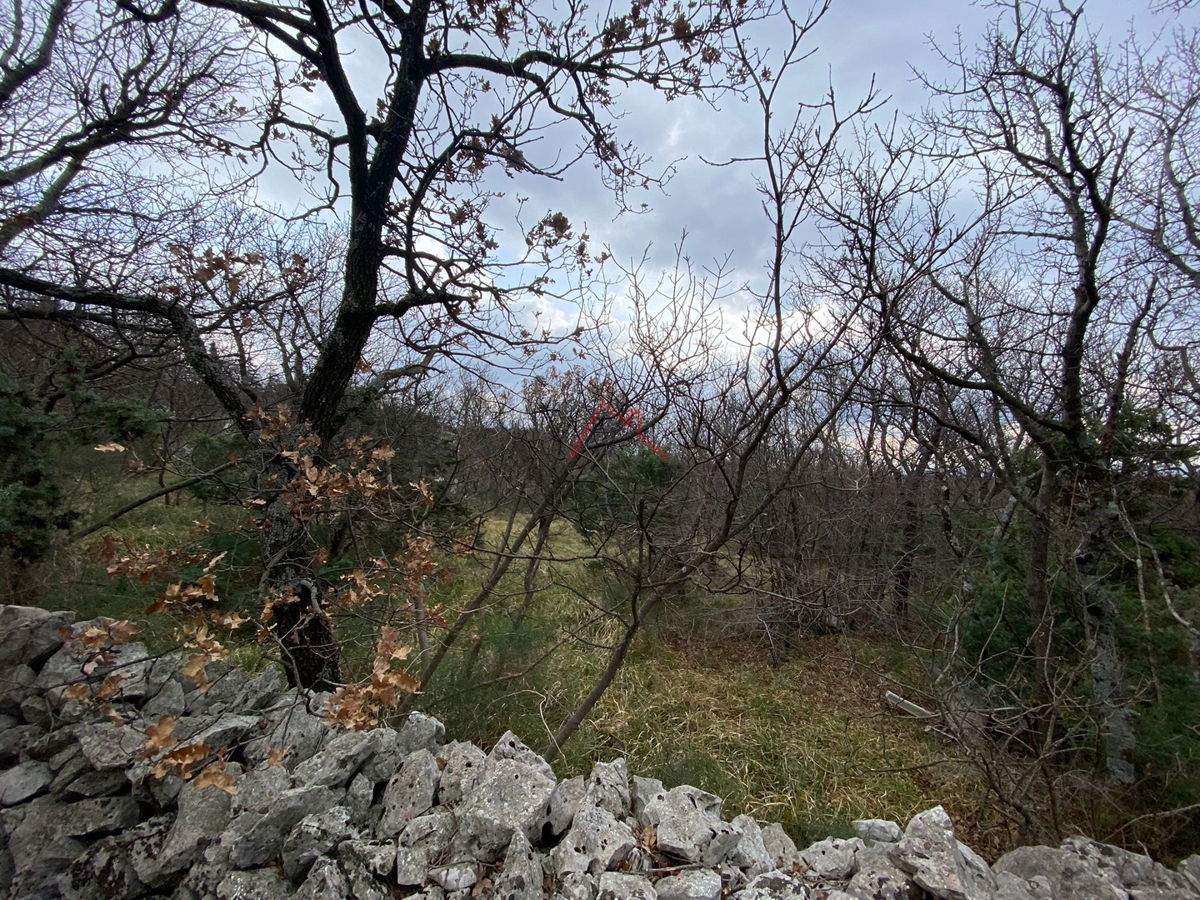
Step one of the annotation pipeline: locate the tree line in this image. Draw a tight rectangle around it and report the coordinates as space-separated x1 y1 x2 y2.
2 0 1198 851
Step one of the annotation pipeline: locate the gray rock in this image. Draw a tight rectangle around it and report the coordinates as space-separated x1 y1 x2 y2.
217 867 297 899
396 845 430 885
282 806 355 882
172 841 237 900
396 710 446 757
143 678 186 719
853 819 903 844
730 871 810 900
994 844 1125 900
583 759 631 819
488 730 555 780
545 775 586 837
437 740 487 805
846 844 919 900
455 756 557 862
64 795 141 838
761 823 801 871
76 722 145 771
294 729 385 790
0 722 44 764
243 691 331 771
296 857 350 900
0 760 52 806
797 837 862 882
345 772 374 826
1060 836 1195 896
6 796 88 897
158 774 236 876
430 861 479 891
631 776 666 821
339 838 391 900
0 663 38 715
729 814 775 877
1182 855 1200 892
189 664 279 717
233 764 293 815
553 804 637 876
228 784 342 870
59 836 150 900
0 606 74 672
598 872 656 900
891 807 987 900
356 728 402 783
654 869 723 900
61 813 173 898
992 871 1044 900
400 810 456 855
641 785 737 865
556 870 600 900
60 766 129 800
495 828 543 900
377 748 440 836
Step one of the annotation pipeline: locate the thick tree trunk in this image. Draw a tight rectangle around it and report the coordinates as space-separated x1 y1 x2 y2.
260 491 342 692
1026 458 1060 740
1074 505 1136 784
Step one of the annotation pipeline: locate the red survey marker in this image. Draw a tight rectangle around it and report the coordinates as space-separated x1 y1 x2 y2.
569 400 669 461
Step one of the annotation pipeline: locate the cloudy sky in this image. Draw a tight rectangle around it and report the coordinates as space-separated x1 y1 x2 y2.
558 0 1172 284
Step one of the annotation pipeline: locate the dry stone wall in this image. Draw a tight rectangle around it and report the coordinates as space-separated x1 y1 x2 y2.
1 604 1198 900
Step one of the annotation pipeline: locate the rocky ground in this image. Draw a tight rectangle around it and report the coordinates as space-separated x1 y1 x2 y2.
1 604 1197 900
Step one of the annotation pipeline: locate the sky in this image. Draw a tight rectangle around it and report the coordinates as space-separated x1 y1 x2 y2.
555 0 1171 280
253 0 1186 350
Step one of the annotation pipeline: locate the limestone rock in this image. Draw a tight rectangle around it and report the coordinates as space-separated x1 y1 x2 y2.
553 804 637 877
437 740 487 806
294 729 386 790
761 823 801 871
631 776 666 821
230 766 288 818
282 806 355 882
455 756 556 862
157 777 236 878
396 710 446 757
583 759 631 819
296 856 350 900
598 872 656 900
730 870 810 900
852 819 903 845
0 664 38 716
396 845 430 885
495 829 543 900
545 775 586 838
640 785 736 865
227 784 341 870
0 760 52 806
0 606 74 673
345 772 374 826
339 838 392 900
430 860 478 891
797 837 862 882
994 844 1125 900
401 809 457 855
488 730 555 780
846 844 919 900
216 866 297 899
654 869 723 900
59 815 172 900
377 748 440 836
891 807 988 900
729 814 775 877
243 691 331 771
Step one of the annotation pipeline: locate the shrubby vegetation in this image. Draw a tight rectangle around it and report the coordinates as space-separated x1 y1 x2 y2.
2 0 1199 861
